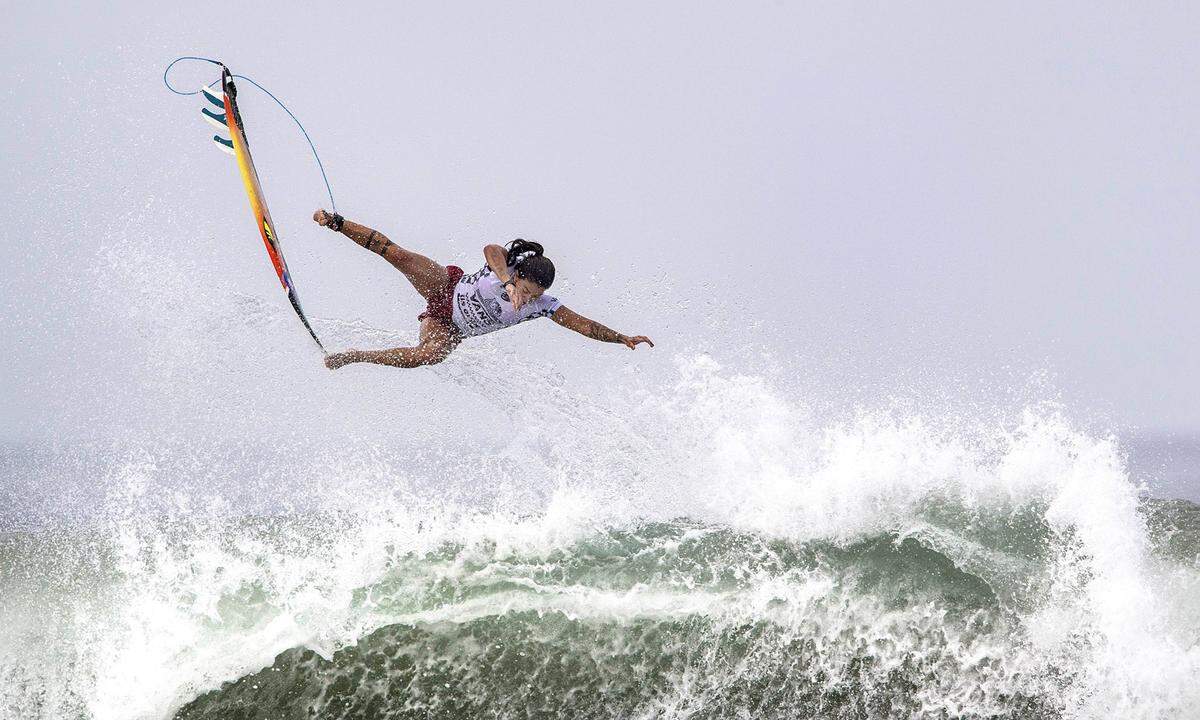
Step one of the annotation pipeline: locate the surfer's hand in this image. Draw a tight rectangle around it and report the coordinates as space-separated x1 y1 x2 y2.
506 282 529 311
621 335 654 350
313 209 334 227
325 351 358 370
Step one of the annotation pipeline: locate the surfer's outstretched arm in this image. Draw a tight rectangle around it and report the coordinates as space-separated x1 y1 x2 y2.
552 306 654 350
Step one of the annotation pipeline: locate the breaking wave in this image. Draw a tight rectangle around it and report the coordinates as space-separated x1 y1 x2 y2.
3 353 1199 719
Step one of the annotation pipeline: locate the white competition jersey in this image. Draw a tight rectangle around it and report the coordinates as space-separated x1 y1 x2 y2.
450 265 562 337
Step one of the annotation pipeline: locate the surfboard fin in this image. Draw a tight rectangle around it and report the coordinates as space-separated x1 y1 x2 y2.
199 82 234 155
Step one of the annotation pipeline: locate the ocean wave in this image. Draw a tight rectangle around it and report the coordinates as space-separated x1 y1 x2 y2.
2 357 1199 719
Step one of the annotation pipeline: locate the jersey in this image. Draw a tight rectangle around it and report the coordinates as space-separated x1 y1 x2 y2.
450 265 562 337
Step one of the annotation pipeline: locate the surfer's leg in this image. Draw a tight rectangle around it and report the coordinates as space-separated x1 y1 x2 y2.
385 245 452 302
325 342 453 369
325 319 460 370
405 318 461 364
417 317 457 344
319 215 451 301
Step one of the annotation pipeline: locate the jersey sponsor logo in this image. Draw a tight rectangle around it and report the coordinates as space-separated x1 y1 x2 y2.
482 296 503 322
456 289 502 333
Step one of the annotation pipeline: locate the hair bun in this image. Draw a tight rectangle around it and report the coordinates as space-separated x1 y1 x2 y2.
506 239 545 264
504 238 555 288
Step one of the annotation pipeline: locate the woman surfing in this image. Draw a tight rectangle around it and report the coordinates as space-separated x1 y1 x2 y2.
313 210 655 370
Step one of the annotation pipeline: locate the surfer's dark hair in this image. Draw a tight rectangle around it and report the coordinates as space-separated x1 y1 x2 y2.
507 239 555 289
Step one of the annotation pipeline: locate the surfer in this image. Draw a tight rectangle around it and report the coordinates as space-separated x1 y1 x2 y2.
313 210 655 369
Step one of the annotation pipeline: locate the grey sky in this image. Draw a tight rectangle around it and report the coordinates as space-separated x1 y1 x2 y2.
2 1 1197 452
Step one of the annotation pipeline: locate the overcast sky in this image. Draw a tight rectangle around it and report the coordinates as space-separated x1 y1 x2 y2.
3 1 1198 452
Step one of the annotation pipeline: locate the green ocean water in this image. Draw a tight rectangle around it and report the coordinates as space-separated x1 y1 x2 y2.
3 496 1197 720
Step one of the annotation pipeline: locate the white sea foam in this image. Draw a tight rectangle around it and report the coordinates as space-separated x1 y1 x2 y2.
2 352 1197 719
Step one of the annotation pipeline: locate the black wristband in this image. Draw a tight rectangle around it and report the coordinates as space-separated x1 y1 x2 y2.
328 213 345 232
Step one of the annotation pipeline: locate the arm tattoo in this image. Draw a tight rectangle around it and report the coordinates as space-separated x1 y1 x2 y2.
584 319 622 343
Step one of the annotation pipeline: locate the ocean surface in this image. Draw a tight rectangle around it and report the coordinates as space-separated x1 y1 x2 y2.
2 346 1199 719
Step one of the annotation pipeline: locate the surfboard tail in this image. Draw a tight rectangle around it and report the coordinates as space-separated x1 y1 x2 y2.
191 65 324 352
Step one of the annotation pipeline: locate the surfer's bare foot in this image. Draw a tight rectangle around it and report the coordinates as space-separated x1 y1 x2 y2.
324 351 359 370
